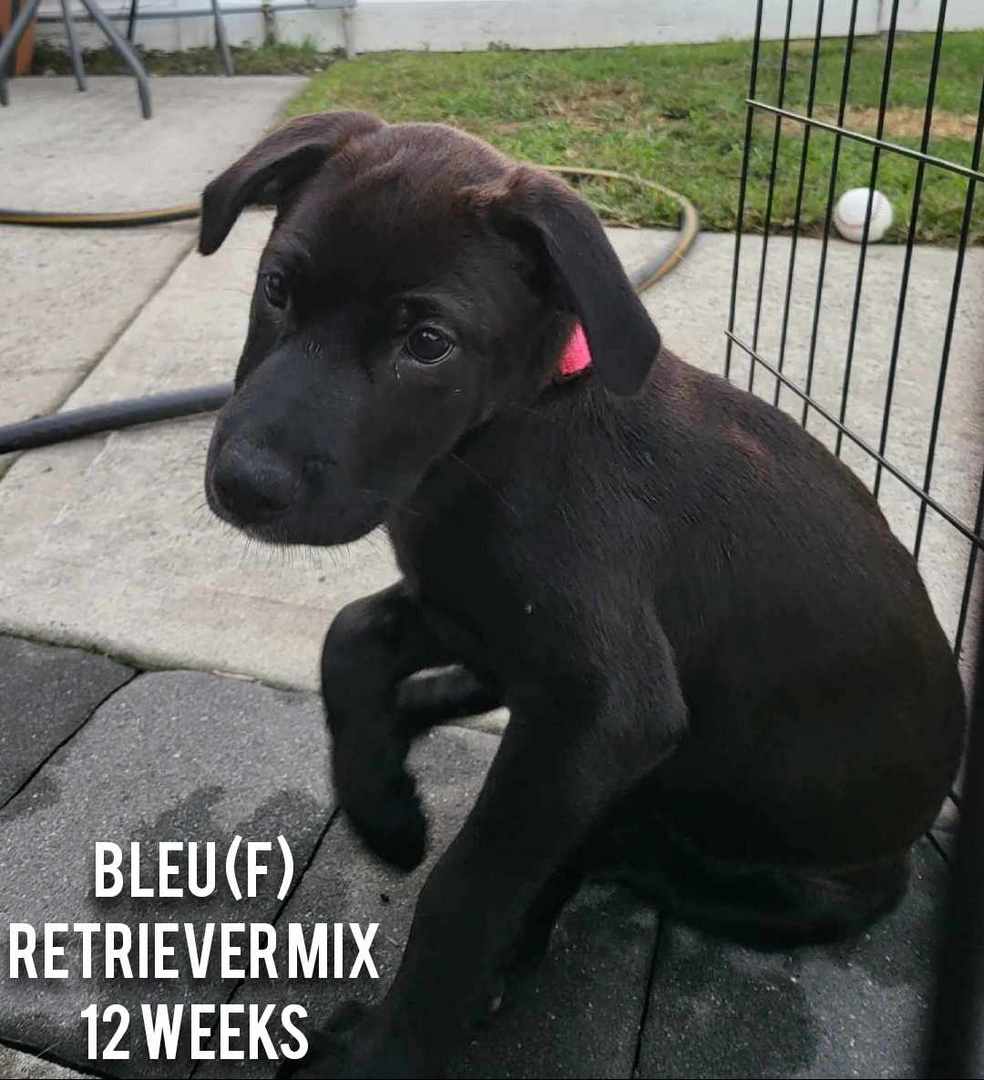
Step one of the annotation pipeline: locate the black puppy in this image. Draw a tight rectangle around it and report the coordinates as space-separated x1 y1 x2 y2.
200 112 965 1077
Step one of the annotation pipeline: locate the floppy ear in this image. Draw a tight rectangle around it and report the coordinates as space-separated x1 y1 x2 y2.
198 110 385 256
493 167 660 396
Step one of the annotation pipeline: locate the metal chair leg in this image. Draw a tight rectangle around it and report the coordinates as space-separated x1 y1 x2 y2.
59 0 87 92
210 0 233 76
0 0 44 106
77 0 152 118
341 5 354 59
126 0 139 43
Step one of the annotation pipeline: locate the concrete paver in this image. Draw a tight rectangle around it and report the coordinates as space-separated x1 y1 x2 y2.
195 722 499 1079
455 882 658 1079
0 641 961 1078
636 839 950 1078
0 669 334 1078
0 628 658 1077
1 76 308 212
0 633 133 805
0 226 195 434
0 1044 95 1078
196 724 659 1080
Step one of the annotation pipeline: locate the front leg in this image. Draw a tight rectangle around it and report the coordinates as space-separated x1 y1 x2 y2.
303 616 688 1077
322 581 491 868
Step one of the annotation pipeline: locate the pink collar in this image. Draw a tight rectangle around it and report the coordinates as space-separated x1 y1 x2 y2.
558 323 592 379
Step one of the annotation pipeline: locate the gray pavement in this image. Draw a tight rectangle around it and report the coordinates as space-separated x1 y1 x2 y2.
0 634 959 1078
0 226 193 435
0 664 336 1078
0 1044 93 1078
0 634 133 804
1 76 304 447
639 843 950 1079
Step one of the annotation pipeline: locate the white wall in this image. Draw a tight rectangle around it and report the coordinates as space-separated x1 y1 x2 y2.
351 0 877 53
35 0 984 56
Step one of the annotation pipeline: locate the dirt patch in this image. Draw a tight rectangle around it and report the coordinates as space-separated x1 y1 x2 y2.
491 82 677 136
492 120 532 134
538 80 656 126
818 106 978 140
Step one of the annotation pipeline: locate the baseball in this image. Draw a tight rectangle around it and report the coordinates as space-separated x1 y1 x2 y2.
833 188 894 243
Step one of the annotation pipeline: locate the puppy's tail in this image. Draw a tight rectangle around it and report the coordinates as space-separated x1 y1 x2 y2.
595 818 911 948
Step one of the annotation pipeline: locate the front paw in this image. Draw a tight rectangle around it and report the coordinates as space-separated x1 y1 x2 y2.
337 752 427 870
277 1001 419 1079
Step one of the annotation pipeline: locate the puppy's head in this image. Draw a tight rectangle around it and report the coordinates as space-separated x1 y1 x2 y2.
201 110 660 545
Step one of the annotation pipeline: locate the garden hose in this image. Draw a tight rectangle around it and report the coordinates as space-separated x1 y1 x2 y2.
0 205 201 228
0 168 699 455
541 165 700 290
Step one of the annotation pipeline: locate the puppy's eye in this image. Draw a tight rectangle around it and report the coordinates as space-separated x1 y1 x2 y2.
263 271 288 309
406 327 453 364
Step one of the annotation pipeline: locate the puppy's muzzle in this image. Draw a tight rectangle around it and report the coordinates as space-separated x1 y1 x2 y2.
208 437 299 525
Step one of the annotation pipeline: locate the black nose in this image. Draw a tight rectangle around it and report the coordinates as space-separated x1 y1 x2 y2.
210 438 298 523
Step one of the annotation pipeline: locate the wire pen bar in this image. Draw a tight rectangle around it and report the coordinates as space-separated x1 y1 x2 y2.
727 7 984 1068
748 0 795 396
724 0 765 382
774 0 828 411
875 0 950 495
834 0 901 458
801 0 861 429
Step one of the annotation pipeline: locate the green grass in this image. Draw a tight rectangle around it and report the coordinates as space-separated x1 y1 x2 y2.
286 32 984 243
32 38 337 76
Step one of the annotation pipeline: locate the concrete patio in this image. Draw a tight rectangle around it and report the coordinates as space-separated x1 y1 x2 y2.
0 75 981 1077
